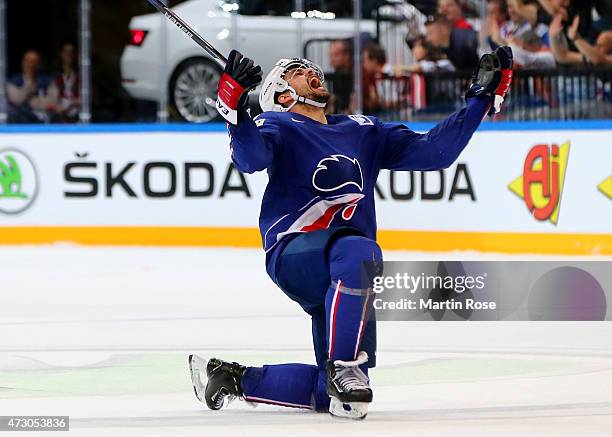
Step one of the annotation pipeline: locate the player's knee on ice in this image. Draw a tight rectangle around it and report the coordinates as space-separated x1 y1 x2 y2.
329 236 383 289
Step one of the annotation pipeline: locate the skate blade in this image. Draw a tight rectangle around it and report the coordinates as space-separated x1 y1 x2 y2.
188 354 207 403
329 397 369 420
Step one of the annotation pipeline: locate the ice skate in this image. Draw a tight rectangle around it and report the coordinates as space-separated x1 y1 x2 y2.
326 351 372 419
189 355 246 410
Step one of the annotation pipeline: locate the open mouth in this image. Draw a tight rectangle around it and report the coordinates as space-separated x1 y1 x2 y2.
308 75 325 91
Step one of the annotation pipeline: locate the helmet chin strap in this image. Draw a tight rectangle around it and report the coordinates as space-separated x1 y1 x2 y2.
283 86 327 112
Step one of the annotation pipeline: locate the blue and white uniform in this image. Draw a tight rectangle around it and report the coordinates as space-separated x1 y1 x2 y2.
226 97 491 411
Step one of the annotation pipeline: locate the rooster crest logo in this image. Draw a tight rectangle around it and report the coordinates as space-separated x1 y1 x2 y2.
312 154 364 193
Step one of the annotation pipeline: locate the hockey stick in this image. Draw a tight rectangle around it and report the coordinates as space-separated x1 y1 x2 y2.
146 0 227 66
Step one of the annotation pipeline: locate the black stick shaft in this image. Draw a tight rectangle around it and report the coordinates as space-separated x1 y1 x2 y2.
146 0 227 66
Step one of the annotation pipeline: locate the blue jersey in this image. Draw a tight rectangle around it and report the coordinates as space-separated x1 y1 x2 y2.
228 97 490 257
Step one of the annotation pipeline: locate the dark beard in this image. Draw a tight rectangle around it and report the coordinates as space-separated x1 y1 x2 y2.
306 88 331 104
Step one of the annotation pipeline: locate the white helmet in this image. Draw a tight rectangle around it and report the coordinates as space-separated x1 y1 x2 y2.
259 58 328 113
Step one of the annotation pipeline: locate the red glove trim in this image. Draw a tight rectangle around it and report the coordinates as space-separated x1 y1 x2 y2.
218 72 246 109
495 69 513 98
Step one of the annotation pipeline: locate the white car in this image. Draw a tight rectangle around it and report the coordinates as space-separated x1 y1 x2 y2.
120 0 376 122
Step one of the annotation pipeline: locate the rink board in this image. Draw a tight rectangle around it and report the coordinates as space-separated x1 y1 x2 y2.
0 121 610 254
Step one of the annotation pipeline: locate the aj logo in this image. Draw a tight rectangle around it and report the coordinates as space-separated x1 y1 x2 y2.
508 142 569 224
597 176 611 200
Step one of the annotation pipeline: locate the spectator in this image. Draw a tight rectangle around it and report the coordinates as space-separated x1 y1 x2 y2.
362 43 388 113
511 0 596 41
505 0 552 27
377 1 427 49
328 39 353 113
550 14 612 65
363 43 387 76
437 0 474 30
329 39 352 73
491 0 549 47
488 0 510 26
594 0 612 34
483 1 508 49
510 30 556 69
548 0 595 40
593 31 612 64
393 37 456 111
47 43 80 123
395 38 456 73
484 0 508 48
6 50 51 123
425 18 479 71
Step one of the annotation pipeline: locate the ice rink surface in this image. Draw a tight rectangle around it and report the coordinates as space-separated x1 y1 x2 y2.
1 245 611 436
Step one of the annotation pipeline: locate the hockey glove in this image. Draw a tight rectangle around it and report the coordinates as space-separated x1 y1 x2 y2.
466 45 513 116
216 49 263 124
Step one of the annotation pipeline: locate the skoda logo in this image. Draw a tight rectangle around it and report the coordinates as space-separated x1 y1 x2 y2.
0 148 38 214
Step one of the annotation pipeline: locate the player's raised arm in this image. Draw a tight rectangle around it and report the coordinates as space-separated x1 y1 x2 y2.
217 50 277 174
380 46 513 171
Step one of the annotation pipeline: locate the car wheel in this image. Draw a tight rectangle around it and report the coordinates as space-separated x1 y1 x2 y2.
170 58 221 123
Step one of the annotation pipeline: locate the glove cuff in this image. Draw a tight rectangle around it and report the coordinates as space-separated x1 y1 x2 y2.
217 72 249 125
218 72 246 109
216 98 238 124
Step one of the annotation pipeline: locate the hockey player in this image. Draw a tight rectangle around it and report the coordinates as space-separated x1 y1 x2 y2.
190 46 513 419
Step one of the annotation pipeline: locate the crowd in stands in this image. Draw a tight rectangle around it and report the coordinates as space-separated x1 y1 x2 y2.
5 0 611 122
327 0 612 114
6 43 80 124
